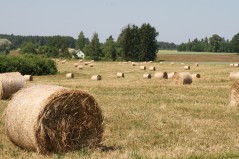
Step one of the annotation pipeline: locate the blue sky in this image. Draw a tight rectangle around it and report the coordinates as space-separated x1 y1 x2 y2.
0 0 238 44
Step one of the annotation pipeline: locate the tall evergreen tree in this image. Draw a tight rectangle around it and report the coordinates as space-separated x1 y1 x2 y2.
102 35 116 61
89 33 102 61
76 31 86 50
231 33 239 53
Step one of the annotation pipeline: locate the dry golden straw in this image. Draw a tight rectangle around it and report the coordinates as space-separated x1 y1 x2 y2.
229 72 239 80
143 74 151 79
192 73 201 78
172 72 192 84
184 66 190 70
24 75 33 81
140 66 146 70
168 72 177 79
154 72 168 79
116 72 124 78
229 80 239 107
0 72 25 99
149 66 156 71
3 85 104 154
66 73 74 79
91 75 102 80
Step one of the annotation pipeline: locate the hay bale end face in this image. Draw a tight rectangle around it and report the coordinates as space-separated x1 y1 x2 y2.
3 85 104 154
140 66 146 70
143 74 151 79
117 72 124 78
24 75 33 81
192 73 201 78
229 80 239 107
229 72 239 80
0 72 25 99
173 72 192 85
149 66 156 71
91 75 101 81
66 73 74 79
154 72 168 79
184 66 190 70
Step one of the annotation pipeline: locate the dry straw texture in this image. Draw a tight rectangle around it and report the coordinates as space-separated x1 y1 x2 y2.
172 72 192 85
149 66 156 71
116 72 124 78
154 72 168 79
0 72 25 99
168 72 177 79
192 73 201 78
143 74 151 79
91 75 102 81
229 72 239 80
140 66 146 70
229 80 239 107
24 75 33 81
3 85 104 154
184 66 190 70
66 73 74 79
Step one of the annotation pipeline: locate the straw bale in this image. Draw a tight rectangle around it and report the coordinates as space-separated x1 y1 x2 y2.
230 64 234 66
168 72 177 79
77 65 83 70
229 72 239 80
195 63 199 67
170 62 175 65
0 72 25 99
131 63 136 66
192 73 201 78
66 73 74 79
79 59 83 63
140 66 146 70
148 61 153 63
234 64 239 67
149 66 156 71
84 62 91 65
91 75 101 81
74 63 79 67
116 72 124 78
172 72 192 84
61 60 66 64
184 66 190 70
24 75 33 81
3 85 103 154
229 80 239 107
154 72 168 79
89 64 94 67
143 74 151 79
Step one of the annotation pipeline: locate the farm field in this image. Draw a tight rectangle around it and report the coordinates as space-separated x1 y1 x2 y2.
0 58 239 159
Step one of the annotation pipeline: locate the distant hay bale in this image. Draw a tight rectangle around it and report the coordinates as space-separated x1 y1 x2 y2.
0 72 25 99
172 72 192 84
234 64 239 67
149 66 156 71
3 85 103 154
74 63 79 67
195 63 199 67
181 63 184 65
170 62 175 65
184 66 190 70
91 75 101 81
79 59 83 63
229 80 239 107
123 62 127 64
143 74 151 79
61 60 66 64
168 72 177 79
159 62 163 64
140 66 146 70
84 62 91 65
77 65 83 69
131 63 136 66
24 75 33 81
229 72 239 80
154 72 168 79
66 73 74 79
230 64 234 66
148 61 153 63
89 64 94 67
116 72 124 78
192 73 201 78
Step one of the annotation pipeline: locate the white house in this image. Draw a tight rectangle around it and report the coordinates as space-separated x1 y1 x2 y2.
75 49 85 59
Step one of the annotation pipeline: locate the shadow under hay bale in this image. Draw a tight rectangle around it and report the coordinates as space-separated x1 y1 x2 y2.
91 75 102 81
229 72 239 80
229 80 239 107
3 85 104 154
172 72 192 85
116 72 124 78
154 72 168 79
0 72 25 99
24 75 33 81
66 73 74 79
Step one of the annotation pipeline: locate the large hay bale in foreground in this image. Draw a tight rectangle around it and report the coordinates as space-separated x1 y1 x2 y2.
66 73 74 78
3 85 103 154
116 72 124 78
154 72 168 79
229 72 239 80
24 75 33 81
91 75 101 81
0 72 25 99
168 72 177 79
172 72 192 84
229 80 239 107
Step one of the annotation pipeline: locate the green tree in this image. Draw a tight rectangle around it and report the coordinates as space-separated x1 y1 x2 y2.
102 35 116 61
231 33 239 53
20 41 37 54
89 33 102 61
209 34 223 52
76 31 86 50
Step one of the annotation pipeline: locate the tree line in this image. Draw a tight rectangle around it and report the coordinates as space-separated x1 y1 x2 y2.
0 23 160 61
177 33 239 53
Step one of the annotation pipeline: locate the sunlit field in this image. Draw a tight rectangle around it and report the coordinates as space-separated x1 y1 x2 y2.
0 57 239 159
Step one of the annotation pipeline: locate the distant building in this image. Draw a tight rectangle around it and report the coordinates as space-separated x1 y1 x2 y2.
75 49 85 59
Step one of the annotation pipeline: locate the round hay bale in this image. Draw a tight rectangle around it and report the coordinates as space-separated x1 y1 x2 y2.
234 64 239 67
154 72 168 79
229 72 239 80
91 75 101 81
195 63 199 67
79 59 83 63
143 74 151 79
148 61 153 63
140 66 146 70
230 64 234 66
172 72 192 85
184 66 190 70
168 72 177 79
74 63 79 67
24 75 33 81
77 65 83 70
149 66 156 71
123 62 127 64
229 80 239 107
66 73 74 79
61 60 66 64
159 62 163 64
116 72 124 78
89 64 94 67
84 62 90 65
131 63 136 66
0 72 25 99
192 73 201 78
170 62 175 65
3 85 103 154
181 63 184 65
